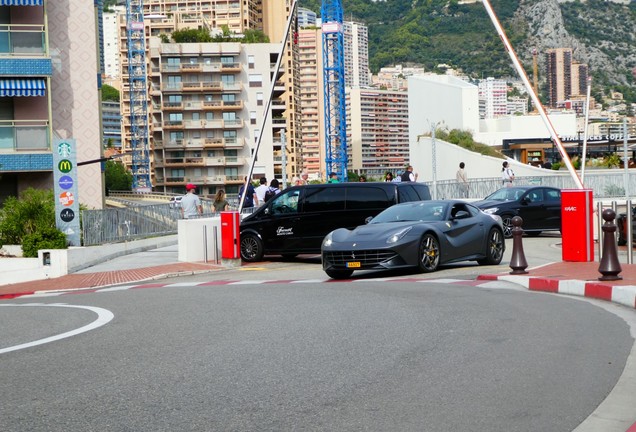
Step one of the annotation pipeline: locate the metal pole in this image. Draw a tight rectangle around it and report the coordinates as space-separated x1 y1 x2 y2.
624 118 630 201
213 225 219 264
597 201 604 259
203 225 208 263
238 0 298 212
481 0 583 189
627 200 633 264
281 129 288 188
432 125 438 200
581 77 592 183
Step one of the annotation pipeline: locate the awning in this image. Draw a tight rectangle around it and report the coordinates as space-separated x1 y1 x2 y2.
0 78 46 97
0 0 43 5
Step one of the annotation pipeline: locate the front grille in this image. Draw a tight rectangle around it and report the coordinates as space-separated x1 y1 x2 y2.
324 250 397 267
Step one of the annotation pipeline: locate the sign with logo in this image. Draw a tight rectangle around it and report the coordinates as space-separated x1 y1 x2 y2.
52 139 81 246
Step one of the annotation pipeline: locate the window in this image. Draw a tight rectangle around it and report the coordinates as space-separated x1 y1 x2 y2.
248 55 255 69
257 92 263 106
250 111 257 125
249 74 262 87
167 57 180 66
221 74 235 84
168 95 182 103
222 94 235 102
221 56 234 64
304 187 346 212
206 112 214 121
169 131 184 141
223 112 236 121
271 189 301 215
192 112 200 121
224 130 237 139
168 113 183 122
347 187 389 210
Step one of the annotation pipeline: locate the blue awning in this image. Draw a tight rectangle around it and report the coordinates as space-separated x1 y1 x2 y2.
0 0 43 5
0 78 46 97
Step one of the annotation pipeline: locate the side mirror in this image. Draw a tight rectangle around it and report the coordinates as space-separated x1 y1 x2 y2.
364 216 373 224
453 210 470 219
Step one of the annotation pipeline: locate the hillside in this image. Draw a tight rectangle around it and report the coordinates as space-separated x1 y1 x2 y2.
300 0 636 103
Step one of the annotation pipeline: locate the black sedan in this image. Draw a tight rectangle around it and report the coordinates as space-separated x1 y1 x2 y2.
473 186 562 238
321 200 505 279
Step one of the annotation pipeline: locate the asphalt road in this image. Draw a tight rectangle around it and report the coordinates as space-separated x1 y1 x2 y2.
0 270 633 431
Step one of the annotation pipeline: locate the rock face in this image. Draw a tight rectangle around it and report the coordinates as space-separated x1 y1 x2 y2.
514 0 636 86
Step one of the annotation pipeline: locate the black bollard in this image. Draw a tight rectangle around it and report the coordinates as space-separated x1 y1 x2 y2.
509 216 528 275
598 208 622 281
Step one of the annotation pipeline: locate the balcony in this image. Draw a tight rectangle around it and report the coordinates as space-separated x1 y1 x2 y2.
163 120 184 130
164 157 205 167
162 101 183 110
0 120 49 151
0 25 46 56
220 62 241 72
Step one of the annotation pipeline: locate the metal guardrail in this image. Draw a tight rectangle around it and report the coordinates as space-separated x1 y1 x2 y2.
90 171 633 246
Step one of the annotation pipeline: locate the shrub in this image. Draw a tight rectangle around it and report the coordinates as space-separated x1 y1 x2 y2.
551 162 562 170
0 188 56 245
21 227 67 258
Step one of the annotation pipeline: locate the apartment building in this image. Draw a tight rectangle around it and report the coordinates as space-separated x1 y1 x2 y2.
546 48 572 107
0 0 102 208
102 100 122 149
118 0 302 190
343 21 370 88
148 39 283 197
347 88 410 177
478 77 507 119
297 27 324 179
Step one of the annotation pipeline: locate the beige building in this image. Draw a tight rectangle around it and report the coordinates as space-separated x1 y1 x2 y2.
297 27 325 179
347 88 410 177
118 0 302 191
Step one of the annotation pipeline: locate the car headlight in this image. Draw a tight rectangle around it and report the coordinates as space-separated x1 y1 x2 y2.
482 207 499 215
323 232 333 247
387 226 412 244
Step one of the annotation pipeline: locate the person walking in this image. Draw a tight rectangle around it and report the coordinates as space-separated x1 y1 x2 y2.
255 177 268 205
358 175 367 182
384 172 394 182
502 161 515 187
456 162 469 198
400 165 418 182
212 189 230 212
327 172 339 183
264 178 281 203
239 177 258 208
180 183 203 219
300 170 309 185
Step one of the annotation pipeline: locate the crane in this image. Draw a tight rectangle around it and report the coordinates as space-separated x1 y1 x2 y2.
125 0 151 191
321 0 348 181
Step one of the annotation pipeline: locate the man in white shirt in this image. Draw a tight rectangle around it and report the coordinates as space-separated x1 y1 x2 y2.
180 183 202 219
255 177 268 205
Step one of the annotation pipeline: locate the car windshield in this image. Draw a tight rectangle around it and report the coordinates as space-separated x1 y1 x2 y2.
485 188 525 201
370 202 448 223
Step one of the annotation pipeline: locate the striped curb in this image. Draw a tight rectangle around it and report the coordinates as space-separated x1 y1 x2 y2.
477 274 636 310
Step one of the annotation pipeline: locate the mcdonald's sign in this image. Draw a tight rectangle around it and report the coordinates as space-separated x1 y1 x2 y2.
58 159 72 173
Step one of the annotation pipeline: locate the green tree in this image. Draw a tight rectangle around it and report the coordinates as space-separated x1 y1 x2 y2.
0 188 57 245
105 160 133 192
102 84 119 102
243 29 270 43
172 28 212 43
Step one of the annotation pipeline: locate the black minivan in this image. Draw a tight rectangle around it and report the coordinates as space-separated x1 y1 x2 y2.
240 182 431 261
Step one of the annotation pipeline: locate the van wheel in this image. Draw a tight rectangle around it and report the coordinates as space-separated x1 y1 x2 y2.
241 233 264 262
325 269 354 279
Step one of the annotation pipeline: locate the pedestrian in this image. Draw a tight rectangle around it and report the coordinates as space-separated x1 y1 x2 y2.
264 178 281 203
502 161 515 187
456 162 469 198
400 165 418 182
180 183 203 219
358 175 366 182
292 176 302 186
384 172 393 182
212 189 229 212
327 172 339 183
300 170 309 185
255 177 268 205
239 177 258 208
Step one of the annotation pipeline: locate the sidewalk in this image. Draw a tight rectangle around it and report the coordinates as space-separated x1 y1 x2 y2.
1 243 636 310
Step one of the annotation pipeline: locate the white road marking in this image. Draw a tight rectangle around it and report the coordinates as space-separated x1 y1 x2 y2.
0 303 114 355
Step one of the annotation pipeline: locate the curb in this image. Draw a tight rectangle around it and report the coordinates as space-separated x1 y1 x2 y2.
477 274 636 310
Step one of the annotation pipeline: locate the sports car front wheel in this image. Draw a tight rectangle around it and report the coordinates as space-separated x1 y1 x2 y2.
418 234 440 273
478 228 504 265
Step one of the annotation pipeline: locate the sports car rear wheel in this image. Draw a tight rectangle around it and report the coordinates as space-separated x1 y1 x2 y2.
418 234 440 273
478 228 504 265
240 233 264 262
325 269 354 279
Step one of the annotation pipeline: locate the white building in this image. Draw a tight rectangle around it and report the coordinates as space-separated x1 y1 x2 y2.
478 77 507 119
343 21 370 88
298 7 317 28
103 7 125 79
